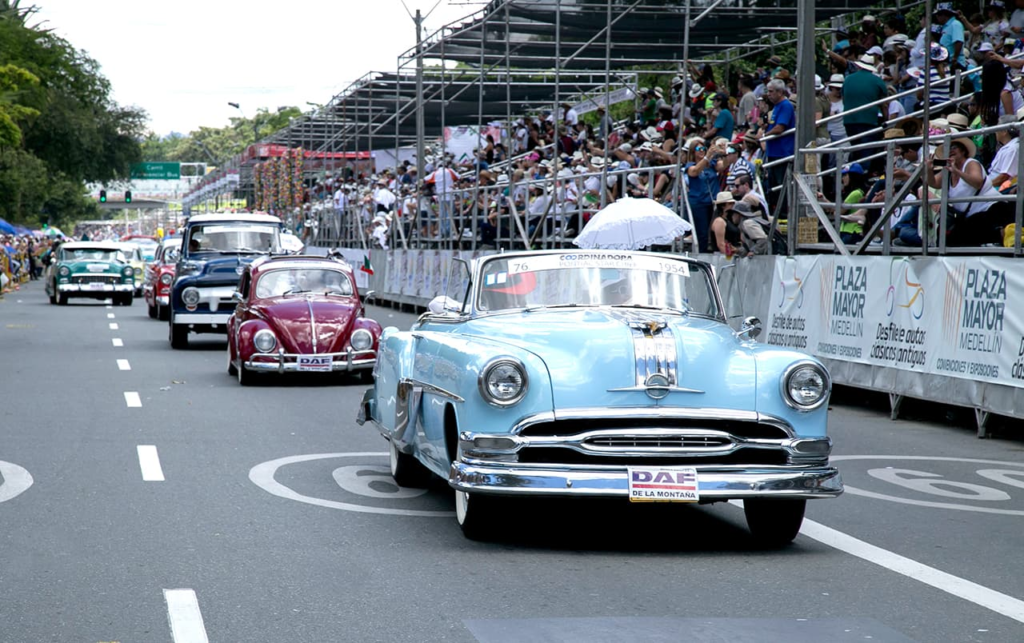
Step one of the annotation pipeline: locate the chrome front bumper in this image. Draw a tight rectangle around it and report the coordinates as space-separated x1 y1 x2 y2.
450 461 843 500
58 283 134 293
244 348 376 373
172 312 231 325
156 295 169 305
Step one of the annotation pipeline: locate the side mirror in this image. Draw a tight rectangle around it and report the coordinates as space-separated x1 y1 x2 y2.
738 316 762 340
231 291 243 303
362 289 376 303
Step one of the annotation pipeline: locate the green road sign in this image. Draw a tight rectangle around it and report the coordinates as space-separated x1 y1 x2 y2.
131 162 181 180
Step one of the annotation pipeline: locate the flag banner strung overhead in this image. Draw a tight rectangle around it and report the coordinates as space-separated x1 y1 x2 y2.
766 255 1021 388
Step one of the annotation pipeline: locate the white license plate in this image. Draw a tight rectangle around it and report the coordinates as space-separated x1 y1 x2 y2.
87 282 107 290
627 467 699 503
297 355 333 372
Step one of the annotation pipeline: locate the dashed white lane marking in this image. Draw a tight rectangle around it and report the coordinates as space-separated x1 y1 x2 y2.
106 304 113 309
137 445 165 481
164 589 209 643
730 500 1024 624
117 359 131 371
107 313 115 319
109 322 119 330
112 338 124 347
124 392 142 407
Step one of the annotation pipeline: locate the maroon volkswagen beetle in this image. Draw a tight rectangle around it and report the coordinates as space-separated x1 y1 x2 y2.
226 255 382 385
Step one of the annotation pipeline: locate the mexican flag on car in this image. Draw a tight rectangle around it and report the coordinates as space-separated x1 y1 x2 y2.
360 254 373 275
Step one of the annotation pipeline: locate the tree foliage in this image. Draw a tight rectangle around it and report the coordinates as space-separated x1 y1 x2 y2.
141 106 304 165
0 0 145 228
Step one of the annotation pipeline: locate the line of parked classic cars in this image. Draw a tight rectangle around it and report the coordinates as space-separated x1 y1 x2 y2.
48 212 843 544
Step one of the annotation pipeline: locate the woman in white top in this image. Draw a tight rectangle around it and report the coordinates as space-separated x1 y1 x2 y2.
927 137 1013 245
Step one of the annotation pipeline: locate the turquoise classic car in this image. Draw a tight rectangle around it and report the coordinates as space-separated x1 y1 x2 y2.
45 241 135 306
357 250 842 544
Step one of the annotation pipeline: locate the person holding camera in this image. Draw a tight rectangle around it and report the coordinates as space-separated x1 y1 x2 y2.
926 136 1011 245
684 137 721 253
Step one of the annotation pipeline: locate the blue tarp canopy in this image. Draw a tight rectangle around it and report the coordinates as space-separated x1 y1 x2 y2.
0 218 17 235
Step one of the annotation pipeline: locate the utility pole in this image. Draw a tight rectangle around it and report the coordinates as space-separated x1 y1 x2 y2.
415 8 425 184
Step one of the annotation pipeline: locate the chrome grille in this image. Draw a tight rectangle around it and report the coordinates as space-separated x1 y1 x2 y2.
72 274 119 285
585 435 731 449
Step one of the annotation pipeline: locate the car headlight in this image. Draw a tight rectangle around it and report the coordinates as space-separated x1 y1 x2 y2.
160 273 173 285
478 357 528 406
350 328 373 351
253 329 277 353
58 266 70 276
134 267 143 277
782 362 830 411
182 287 201 306
122 266 134 277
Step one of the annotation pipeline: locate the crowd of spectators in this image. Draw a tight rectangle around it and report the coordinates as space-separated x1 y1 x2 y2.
299 2 1024 253
1 235 57 295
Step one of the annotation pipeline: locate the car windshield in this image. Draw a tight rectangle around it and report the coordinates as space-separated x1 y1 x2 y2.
476 253 718 316
134 240 158 261
61 248 122 262
186 223 279 254
255 268 355 298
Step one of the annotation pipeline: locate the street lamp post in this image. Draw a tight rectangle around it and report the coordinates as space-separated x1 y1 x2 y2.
228 102 259 145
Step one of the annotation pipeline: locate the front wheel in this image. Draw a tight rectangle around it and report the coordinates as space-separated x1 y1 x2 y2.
58 293 68 306
48 283 57 305
147 302 157 318
122 294 133 307
388 439 430 488
169 318 189 349
743 498 806 548
455 490 500 541
227 341 238 376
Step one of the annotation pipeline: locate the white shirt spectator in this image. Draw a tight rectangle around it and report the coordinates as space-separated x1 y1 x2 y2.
988 139 1019 187
374 186 396 210
888 99 906 120
333 189 347 211
563 107 579 126
911 28 927 69
999 80 1024 115
428 167 457 197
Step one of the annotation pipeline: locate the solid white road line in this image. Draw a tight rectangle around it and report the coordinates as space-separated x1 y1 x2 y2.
137 445 165 482
107 313 115 319
109 322 119 330
124 392 142 408
117 359 131 371
729 500 1024 625
164 589 209 643
112 338 124 347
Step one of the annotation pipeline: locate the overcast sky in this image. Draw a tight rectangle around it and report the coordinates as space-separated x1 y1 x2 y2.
33 0 482 137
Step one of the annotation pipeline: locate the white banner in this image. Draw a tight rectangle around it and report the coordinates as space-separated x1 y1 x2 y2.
767 255 1024 388
574 87 638 116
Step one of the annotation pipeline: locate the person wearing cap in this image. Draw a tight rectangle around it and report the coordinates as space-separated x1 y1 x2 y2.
704 93 734 143
842 54 888 165
934 2 968 71
959 2 1010 49
837 163 868 243
987 113 1021 191
729 201 771 256
825 74 848 145
725 144 754 191
683 137 719 253
861 15 880 49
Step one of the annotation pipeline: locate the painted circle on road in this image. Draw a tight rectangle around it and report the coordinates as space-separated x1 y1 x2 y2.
0 460 34 503
249 452 452 517
833 455 1024 516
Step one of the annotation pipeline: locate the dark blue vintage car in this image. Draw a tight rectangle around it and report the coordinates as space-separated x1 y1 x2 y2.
169 213 283 349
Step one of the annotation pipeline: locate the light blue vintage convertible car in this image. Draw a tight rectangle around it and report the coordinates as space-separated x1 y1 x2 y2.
357 250 842 543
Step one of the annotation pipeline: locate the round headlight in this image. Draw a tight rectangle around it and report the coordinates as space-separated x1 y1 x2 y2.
350 328 373 351
479 358 528 406
134 267 143 277
160 273 173 285
58 266 70 276
182 287 200 306
782 362 830 411
253 329 277 353
122 266 134 277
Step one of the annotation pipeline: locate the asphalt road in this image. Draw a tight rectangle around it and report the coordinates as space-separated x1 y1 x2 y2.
1 281 1023 643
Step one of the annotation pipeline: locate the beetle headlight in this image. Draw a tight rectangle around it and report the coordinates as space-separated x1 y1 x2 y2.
182 287 200 306
58 266 70 276
782 362 830 411
253 329 277 353
479 358 528 406
350 328 373 351
160 273 173 285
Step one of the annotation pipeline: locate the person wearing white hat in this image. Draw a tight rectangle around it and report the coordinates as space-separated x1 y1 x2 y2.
842 54 888 166
825 74 847 149
960 1 1010 49
987 113 1020 193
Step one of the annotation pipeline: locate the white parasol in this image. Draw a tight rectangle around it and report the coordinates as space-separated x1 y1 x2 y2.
573 197 692 250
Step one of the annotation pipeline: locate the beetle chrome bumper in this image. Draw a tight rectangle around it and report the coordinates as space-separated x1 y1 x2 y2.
244 348 376 373
58 283 134 293
450 462 843 499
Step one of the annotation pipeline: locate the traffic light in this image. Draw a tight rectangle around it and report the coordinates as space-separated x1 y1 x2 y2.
99 189 107 203
125 190 132 204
